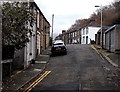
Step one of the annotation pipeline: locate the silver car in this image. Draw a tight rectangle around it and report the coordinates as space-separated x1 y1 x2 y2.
51 40 67 55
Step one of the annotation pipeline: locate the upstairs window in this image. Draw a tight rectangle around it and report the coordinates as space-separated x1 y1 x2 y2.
86 27 88 34
83 29 85 35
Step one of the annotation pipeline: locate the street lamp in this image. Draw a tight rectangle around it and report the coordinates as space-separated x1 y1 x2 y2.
95 5 103 48
51 14 54 46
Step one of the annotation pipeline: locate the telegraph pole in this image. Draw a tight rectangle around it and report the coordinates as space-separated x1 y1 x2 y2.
51 14 54 46
95 5 103 48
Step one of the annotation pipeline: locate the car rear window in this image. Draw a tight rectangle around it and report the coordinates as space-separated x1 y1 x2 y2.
54 43 63 45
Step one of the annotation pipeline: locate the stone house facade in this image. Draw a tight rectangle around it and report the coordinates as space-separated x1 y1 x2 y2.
2 1 50 77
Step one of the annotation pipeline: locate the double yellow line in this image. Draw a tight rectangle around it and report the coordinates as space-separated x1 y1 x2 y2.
24 71 51 92
91 45 104 60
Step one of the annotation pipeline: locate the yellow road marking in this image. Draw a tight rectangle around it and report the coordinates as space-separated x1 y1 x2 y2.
91 45 119 68
91 45 105 60
24 71 51 92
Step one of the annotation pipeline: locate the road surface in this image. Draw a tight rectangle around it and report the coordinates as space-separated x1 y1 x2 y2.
30 44 119 91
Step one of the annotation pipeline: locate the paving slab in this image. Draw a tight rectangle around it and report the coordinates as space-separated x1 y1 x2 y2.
92 45 120 68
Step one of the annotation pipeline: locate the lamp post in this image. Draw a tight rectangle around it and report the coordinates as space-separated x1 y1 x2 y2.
95 5 103 48
51 14 54 46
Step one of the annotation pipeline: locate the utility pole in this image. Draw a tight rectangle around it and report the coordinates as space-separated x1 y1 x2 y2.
51 14 54 46
95 5 103 48
100 6 103 48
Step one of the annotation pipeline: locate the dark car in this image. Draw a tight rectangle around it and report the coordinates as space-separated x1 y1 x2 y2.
51 40 67 55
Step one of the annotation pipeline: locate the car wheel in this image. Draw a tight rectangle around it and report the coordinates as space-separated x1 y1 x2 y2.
64 51 67 55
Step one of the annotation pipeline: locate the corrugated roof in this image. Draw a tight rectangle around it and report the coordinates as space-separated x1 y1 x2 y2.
97 26 111 33
105 25 120 33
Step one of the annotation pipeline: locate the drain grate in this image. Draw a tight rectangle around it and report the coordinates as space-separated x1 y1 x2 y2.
35 61 47 64
33 69 42 72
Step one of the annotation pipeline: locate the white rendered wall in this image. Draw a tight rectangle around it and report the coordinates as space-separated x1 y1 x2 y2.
81 27 100 44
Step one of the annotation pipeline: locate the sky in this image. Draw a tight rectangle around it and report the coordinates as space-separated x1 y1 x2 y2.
34 0 114 38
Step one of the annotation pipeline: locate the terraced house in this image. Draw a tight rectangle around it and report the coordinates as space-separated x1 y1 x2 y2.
56 22 100 45
56 29 81 44
2 1 50 77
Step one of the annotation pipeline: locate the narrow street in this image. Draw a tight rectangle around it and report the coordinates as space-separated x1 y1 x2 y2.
2 1 120 92
30 44 119 91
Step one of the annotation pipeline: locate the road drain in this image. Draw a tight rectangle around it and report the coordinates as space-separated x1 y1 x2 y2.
35 61 47 64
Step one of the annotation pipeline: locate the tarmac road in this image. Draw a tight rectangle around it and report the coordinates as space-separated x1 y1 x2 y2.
30 44 119 91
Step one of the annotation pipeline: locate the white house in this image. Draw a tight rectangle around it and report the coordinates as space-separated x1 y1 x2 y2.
81 26 100 44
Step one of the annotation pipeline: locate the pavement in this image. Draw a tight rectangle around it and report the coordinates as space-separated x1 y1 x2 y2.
2 46 51 91
91 45 120 69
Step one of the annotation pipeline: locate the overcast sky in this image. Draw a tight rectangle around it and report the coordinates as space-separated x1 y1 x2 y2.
34 0 114 38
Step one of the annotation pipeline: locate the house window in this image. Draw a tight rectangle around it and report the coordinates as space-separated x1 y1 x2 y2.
76 32 77 36
37 11 39 28
70 33 72 37
73 33 75 37
81 29 83 35
83 29 85 35
76 32 78 36
86 27 88 34
68 34 70 38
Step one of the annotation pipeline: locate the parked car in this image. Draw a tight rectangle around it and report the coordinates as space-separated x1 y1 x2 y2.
51 40 67 55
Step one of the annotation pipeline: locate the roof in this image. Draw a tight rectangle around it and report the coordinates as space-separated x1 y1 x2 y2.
105 25 120 33
67 21 100 33
58 21 101 37
31 2 50 26
97 26 111 33
87 21 100 27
